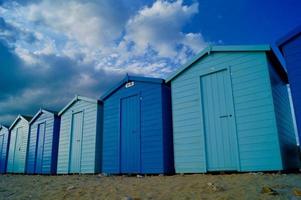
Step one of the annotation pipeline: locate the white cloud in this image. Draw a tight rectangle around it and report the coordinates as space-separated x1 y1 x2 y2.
25 1 127 50
123 0 205 58
0 0 207 77
14 47 40 65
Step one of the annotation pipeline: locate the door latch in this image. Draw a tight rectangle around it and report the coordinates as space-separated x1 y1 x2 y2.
219 114 232 118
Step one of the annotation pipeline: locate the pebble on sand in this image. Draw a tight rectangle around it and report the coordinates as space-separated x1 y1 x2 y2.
293 188 301 196
261 186 279 195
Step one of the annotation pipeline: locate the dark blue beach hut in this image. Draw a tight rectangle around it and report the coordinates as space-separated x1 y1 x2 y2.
167 45 299 173
26 109 60 174
0 125 10 173
101 75 174 174
57 95 103 174
277 25 301 144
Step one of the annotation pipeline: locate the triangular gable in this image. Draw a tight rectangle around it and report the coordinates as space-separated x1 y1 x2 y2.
166 45 288 83
100 75 164 101
0 125 9 132
29 109 58 125
58 95 100 116
9 115 32 130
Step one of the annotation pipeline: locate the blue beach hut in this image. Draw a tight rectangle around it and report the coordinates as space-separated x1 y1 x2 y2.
7 115 32 173
167 45 299 173
277 25 301 144
26 109 60 174
0 125 10 173
101 75 174 174
57 95 103 174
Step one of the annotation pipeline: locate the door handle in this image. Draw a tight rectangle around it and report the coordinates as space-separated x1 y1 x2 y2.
219 114 232 118
19 147 21 151
76 140 80 142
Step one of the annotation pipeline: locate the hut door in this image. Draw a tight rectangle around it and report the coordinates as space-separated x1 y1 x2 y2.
70 111 83 173
7 130 16 172
35 122 46 173
120 95 141 173
14 127 24 172
201 69 238 171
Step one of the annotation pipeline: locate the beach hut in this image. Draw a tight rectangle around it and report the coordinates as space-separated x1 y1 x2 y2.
26 109 60 174
101 75 174 174
0 125 10 173
7 115 32 173
277 25 301 144
166 45 299 173
57 95 102 174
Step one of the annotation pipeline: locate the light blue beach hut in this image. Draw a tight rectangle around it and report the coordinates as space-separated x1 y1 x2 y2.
7 115 32 173
167 45 299 173
57 95 103 174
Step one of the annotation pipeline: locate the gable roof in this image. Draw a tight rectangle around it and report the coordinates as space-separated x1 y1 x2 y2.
0 125 9 131
166 45 288 83
9 115 32 130
29 109 58 125
277 25 301 51
100 75 164 101
58 95 100 116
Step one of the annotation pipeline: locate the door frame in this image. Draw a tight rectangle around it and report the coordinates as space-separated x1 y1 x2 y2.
198 66 241 172
13 126 25 172
34 121 46 173
119 93 142 173
68 110 85 173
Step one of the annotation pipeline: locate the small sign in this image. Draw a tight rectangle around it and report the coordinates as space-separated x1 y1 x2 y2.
125 81 135 88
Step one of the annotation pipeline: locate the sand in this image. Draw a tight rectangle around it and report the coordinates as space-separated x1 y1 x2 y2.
0 173 300 200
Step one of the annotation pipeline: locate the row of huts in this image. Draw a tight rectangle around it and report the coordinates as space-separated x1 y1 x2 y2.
0 27 301 175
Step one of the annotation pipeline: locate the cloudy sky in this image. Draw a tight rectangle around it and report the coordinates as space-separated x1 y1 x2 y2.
0 0 301 125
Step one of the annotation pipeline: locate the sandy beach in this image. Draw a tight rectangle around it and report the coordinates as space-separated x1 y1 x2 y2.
0 173 300 200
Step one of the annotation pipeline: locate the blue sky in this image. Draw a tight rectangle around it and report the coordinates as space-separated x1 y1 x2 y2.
0 0 301 125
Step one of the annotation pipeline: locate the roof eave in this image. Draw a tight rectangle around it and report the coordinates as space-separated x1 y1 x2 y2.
0 125 8 131
166 45 271 83
29 109 56 125
101 75 164 101
58 95 100 116
9 115 31 130
277 25 301 50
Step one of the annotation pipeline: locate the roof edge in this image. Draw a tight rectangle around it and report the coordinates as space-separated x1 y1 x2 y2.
100 75 164 101
9 115 32 130
277 25 301 49
166 44 271 82
0 125 9 131
58 95 100 116
29 109 57 125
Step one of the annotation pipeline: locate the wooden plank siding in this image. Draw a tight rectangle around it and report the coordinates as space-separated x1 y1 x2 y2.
7 117 30 173
26 110 60 174
102 77 174 174
170 51 294 173
268 59 300 169
279 33 301 144
0 126 9 173
57 99 102 174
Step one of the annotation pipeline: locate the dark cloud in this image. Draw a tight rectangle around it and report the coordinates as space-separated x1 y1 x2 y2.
0 41 123 125
0 42 31 99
